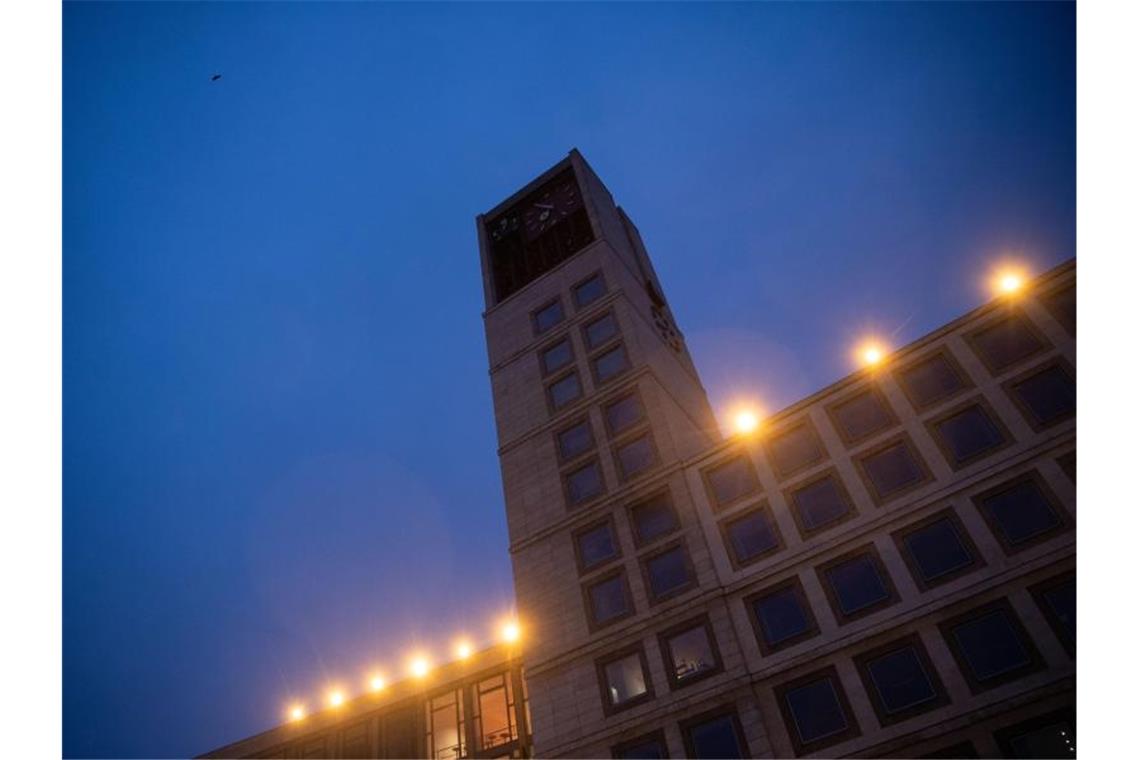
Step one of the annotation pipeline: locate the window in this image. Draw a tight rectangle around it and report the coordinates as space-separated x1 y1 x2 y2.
573 518 620 574
643 542 694 601
921 741 980 759
895 349 971 411
828 388 896 445
765 421 825 479
786 470 855 538
629 491 679 546
994 708 1076 759
539 338 574 376
564 459 604 507
1031 572 1076 656
702 454 761 511
584 311 619 350
892 510 981 590
746 577 819 654
612 730 668 759
341 722 371 759
556 418 594 462
928 400 1009 468
615 432 658 481
659 616 721 688
681 709 748 759
584 571 632 628
1057 450 1076 482
425 689 465 760
854 635 947 726
598 647 652 713
720 503 782 567
775 666 860 754
817 546 897 623
856 436 930 504
973 472 1066 552
939 599 1042 692
382 706 419 759
593 343 630 384
473 673 518 751
604 391 645 436
532 298 565 335
968 312 1048 375
1040 282 1076 335
1007 361 1076 429
573 272 607 309
547 371 582 411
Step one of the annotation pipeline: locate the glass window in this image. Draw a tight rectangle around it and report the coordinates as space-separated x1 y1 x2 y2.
922 741 980 759
789 473 853 534
604 392 645 435
820 551 894 620
945 605 1036 686
931 403 1006 466
831 390 894 443
863 644 940 716
587 573 631 625
556 419 594 461
613 732 668 759
474 674 517 750
533 299 565 334
781 673 851 747
896 513 978 588
749 581 816 651
766 423 825 477
1034 574 1076 652
645 544 692 600
574 273 607 308
382 707 419 759
683 713 745 759
601 650 649 709
897 351 969 410
565 460 603 506
704 455 760 510
593 344 630 383
970 314 1046 373
858 439 927 502
629 492 679 546
1040 283 1076 335
426 689 465 760
584 311 619 349
1010 364 1075 427
548 371 582 410
663 620 719 685
1057 450 1076 482
997 713 1076 759
975 475 1064 549
540 338 573 376
575 520 618 573
616 434 657 480
723 507 781 566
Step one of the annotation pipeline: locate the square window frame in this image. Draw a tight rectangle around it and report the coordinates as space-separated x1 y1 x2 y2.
970 469 1069 555
611 728 669 760
964 308 1052 377
825 384 900 447
613 426 661 483
572 516 622 576
700 450 762 513
1003 357 1076 432
639 538 698 605
993 706 1076 758
893 346 975 414
590 341 632 387
554 415 596 465
891 508 984 592
582 308 622 352
924 395 1014 471
530 296 566 337
718 500 785 570
544 368 583 415
678 706 751 760
656 614 724 691
562 456 607 510
1030 570 1076 657
582 568 635 632
937 597 1045 694
853 432 934 507
773 665 862 756
763 418 828 481
602 386 648 439
537 334 576 378
815 543 900 625
852 633 949 727
744 575 820 656
572 270 609 311
1037 280 1076 336
627 489 681 549
1057 449 1076 483
782 467 859 540
595 642 655 716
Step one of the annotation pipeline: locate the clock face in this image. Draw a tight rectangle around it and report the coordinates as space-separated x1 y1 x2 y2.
489 211 520 243
523 178 581 240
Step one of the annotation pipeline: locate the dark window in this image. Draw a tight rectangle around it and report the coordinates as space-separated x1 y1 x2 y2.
547 371 582 411
604 392 645 436
995 709 1076 759
584 311 619 349
896 351 970 411
599 649 651 711
777 668 859 753
473 674 517 750
1032 573 1076 655
382 706 419 759
593 344 630 384
857 438 929 503
574 520 619 573
532 298 565 335
766 422 825 478
894 511 980 589
660 618 721 687
969 313 1047 374
1008 363 1076 428
341 722 371 759
612 731 668 759
747 579 818 653
1040 283 1076 335
574 272 607 309
940 601 1041 692
703 455 760 510
721 505 782 566
1057 450 1076 482
818 548 896 622
829 389 895 444
855 637 946 724
921 741 979 759
682 711 747 760
974 474 1065 551
930 402 1008 467
787 472 854 536
556 419 594 461
586 572 631 627
565 460 604 507
629 492 679 546
540 338 573 376
644 544 693 600
616 433 657 480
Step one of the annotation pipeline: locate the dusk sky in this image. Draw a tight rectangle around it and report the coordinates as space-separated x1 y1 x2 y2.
63 2 1074 757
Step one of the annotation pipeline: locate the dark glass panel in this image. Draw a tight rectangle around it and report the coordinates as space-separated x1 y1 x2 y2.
605 393 644 435
584 312 619 349
934 405 1005 464
752 586 811 646
533 299 564 334
861 441 925 498
784 677 848 744
557 420 593 460
566 461 603 505
833 391 894 441
1012 365 1075 426
589 575 629 624
972 316 1045 372
705 456 759 508
548 372 582 409
951 609 1032 681
594 345 630 383
903 518 975 582
824 554 891 616
646 546 691 599
686 715 744 760
577 522 617 570
617 435 656 479
768 424 824 475
790 475 852 531
979 478 1062 546
900 353 967 408
541 339 573 375
725 510 780 563
866 646 938 714
630 493 679 545
574 274 607 308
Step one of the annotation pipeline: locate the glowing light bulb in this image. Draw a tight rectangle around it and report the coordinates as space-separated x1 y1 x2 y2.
370 675 385 692
733 409 760 435
455 640 473 660
410 656 431 678
501 621 521 644
289 705 305 721
998 272 1024 293
856 340 887 368
328 690 345 708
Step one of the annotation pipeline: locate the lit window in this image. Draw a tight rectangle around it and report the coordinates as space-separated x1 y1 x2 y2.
682 710 748 759
547 371 582 411
583 311 619 349
599 649 651 711
1008 362 1076 428
747 578 818 653
540 338 574 376
893 511 980 590
616 433 657 481
629 491 679 546
425 689 465 760
573 272 607 309
855 636 945 725
896 350 970 411
941 601 1040 691
703 454 760 511
644 543 694 601
974 473 1065 551
777 668 859 752
818 548 897 622
930 402 1008 467
721 505 782 567
856 437 929 503
661 618 720 686
532 298 564 335
473 674 518 750
586 572 632 627
829 389 895 444
787 471 855 537
556 418 594 461
593 343 630 384
574 519 619 574
765 422 825 478
968 313 1048 374
604 391 645 436
564 459 604 507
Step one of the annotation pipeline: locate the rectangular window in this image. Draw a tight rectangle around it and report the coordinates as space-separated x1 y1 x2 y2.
939 599 1042 693
746 577 819 654
628 491 680 546
702 454 761 511
827 387 896 445
973 472 1066 552
659 616 722 688
892 509 981 590
564 459 604 507
615 432 658 481
720 503 783 568
474 674 518 751
1039 282 1076 335
786 470 856 538
1057 450 1076 482
775 666 861 755
765 421 826 479
994 708 1076 759
592 343 630 384
612 730 669 760
968 311 1049 375
573 518 620 574
539 337 574 376
817 545 898 623
643 542 694 601
1031 572 1076 656
532 298 565 335
425 689 465 760
681 709 748 760
573 271 607 309
598 647 652 713
584 571 632 628
382 707 419 759
855 435 930 504
604 391 645 436
546 371 582 411
584 311 619 350
556 417 594 462
928 399 1009 468
854 635 947 726
1006 360 1076 429
895 349 971 411
341 722 371 760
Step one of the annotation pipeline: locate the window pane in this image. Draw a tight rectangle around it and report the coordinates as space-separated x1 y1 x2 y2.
589 575 629 623
576 522 617 571
1041 578 1076 646
823 554 891 616
1008 722 1076 759
767 424 824 476
790 475 852 532
566 461 603 505
646 546 691 599
605 393 644 435
541 339 573 375
617 435 656 479
686 715 744 759
666 624 717 682
1041 284 1076 334
1011 365 1076 426
752 585 812 647
832 391 893 442
574 274 607 308
972 315 1045 372
978 478 1062 546
557 420 593 460
951 609 1032 681
784 677 848 744
584 312 619 349
594 344 630 383
630 493 679 545
861 441 926 499
899 353 967 409
726 510 780 563
902 517 975 583
549 372 581 409
705 456 759 508
477 676 516 749
427 690 464 760
603 652 648 706
615 737 667 759
534 300 564 333
934 405 1005 464
866 647 938 714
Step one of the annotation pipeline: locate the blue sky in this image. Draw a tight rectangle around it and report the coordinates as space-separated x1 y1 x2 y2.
63 2 1073 756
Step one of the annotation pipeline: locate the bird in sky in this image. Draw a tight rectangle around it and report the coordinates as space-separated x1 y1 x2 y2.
210 73 222 82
